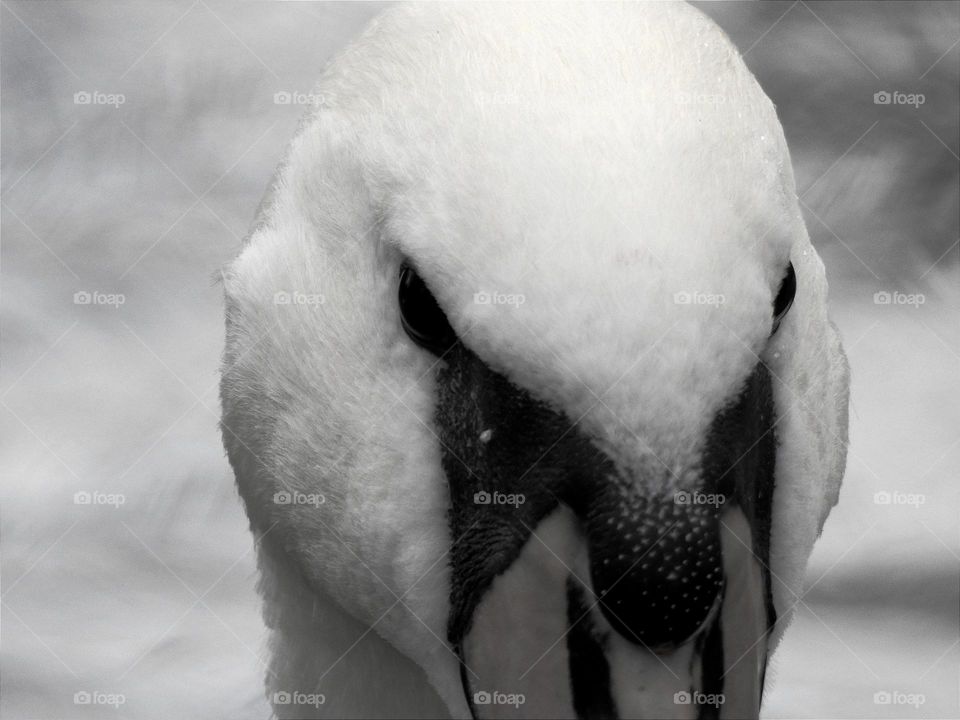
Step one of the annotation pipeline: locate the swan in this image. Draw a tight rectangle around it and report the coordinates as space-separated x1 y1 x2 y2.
220 3 850 718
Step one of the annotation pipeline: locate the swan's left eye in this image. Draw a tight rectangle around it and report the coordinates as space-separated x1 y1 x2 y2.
398 264 457 355
771 262 796 334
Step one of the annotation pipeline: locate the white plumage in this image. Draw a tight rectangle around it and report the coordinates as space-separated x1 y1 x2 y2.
221 3 849 717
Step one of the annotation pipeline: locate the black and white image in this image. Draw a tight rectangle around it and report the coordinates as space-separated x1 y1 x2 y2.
2 2 958 718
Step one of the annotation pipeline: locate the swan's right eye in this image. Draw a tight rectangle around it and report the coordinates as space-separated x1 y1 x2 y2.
398 264 457 355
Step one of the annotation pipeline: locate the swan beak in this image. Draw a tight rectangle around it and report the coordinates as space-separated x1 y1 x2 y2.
436 343 777 719
458 506 770 720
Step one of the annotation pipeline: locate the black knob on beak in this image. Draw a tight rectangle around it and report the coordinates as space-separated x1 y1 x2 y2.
585 486 724 651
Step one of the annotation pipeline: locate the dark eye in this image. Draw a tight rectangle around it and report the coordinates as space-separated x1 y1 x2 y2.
771 262 796 334
399 264 457 355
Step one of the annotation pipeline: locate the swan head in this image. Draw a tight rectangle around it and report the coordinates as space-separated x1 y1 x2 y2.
221 3 849 718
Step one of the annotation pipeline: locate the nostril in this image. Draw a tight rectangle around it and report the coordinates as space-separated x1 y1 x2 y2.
584 488 724 651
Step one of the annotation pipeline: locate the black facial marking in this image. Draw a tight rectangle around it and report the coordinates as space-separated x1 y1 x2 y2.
435 334 779 712
438 340 728 655
566 577 617 719
771 263 796 334
698 363 779 700
701 363 778 632
436 340 609 649
697 598 725 720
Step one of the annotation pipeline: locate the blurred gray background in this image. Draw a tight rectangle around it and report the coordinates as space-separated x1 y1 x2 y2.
2 2 957 718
